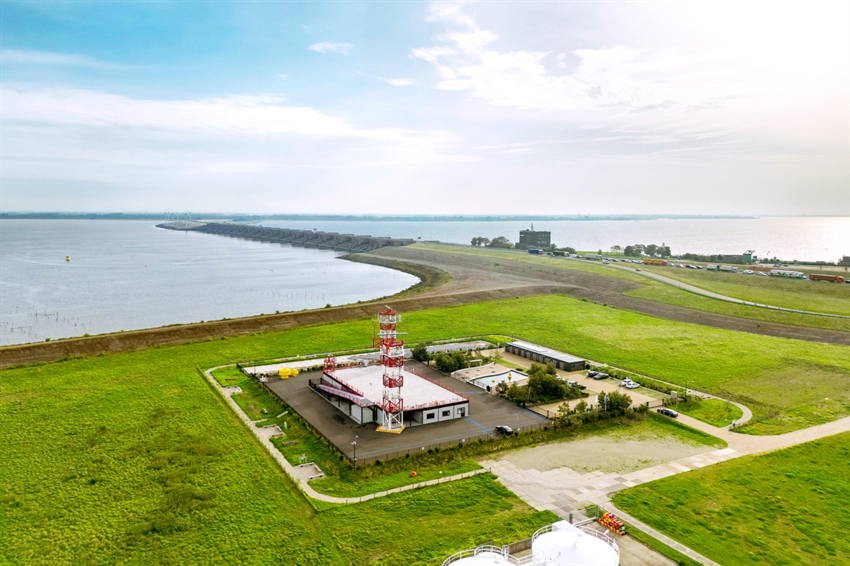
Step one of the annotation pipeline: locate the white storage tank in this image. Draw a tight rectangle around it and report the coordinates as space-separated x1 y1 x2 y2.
531 521 619 566
441 546 518 566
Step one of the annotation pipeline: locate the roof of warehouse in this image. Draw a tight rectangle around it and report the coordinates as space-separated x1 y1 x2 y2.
508 341 585 364
330 365 466 410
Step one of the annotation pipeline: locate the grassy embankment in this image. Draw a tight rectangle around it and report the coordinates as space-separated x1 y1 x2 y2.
414 243 850 332
638 264 850 315
2 294 849 563
613 432 850 566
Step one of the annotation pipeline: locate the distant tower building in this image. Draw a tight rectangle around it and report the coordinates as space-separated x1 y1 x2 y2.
518 223 551 249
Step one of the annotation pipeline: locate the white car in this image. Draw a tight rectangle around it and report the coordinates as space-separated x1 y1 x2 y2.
743 270 754 275
625 382 640 389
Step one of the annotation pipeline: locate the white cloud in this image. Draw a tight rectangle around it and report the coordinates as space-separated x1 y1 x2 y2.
0 49 137 70
0 85 472 192
379 77 414 86
308 42 354 55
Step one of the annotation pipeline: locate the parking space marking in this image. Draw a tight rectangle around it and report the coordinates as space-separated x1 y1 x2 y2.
464 416 491 432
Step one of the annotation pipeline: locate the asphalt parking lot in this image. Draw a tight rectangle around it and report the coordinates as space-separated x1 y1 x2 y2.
265 360 547 464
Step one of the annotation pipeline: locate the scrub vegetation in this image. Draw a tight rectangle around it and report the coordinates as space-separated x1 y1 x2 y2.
613 433 850 566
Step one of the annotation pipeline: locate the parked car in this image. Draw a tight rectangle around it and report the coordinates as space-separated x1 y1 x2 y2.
586 370 598 378
619 379 634 387
657 408 679 418
495 425 514 435
595 372 609 380
755 272 767 277
625 381 640 389
743 270 754 275
567 380 587 390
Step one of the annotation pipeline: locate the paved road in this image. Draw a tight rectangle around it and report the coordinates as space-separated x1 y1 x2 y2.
481 414 849 566
600 261 850 320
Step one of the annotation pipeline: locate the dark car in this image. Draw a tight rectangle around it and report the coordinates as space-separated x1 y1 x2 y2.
495 425 514 435
595 372 609 380
586 370 598 378
657 408 679 418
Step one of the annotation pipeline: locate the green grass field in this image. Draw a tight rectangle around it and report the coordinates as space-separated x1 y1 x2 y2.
675 398 743 428
415 243 850 331
613 432 850 566
2 294 849 563
640 265 850 316
0 347 553 565
625 281 850 332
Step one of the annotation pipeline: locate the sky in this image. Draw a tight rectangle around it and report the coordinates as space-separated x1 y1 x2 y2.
1 1 848 215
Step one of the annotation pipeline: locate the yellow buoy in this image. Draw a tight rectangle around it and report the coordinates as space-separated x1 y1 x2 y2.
290 368 299 376
278 368 292 378
65 256 71 262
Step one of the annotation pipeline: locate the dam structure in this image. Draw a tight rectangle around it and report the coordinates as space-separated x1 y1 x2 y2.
157 222 416 253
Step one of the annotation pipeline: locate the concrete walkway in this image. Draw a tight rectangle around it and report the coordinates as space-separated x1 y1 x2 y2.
598 260 850 320
204 365 490 505
482 415 849 565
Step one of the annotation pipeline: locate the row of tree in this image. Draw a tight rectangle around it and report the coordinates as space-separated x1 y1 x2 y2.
610 244 672 258
498 363 585 405
470 236 514 248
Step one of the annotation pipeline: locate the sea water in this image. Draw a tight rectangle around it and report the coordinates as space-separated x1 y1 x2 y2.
0 220 418 346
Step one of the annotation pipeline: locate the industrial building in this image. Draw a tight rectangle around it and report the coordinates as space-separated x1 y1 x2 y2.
453 363 528 391
312 363 469 427
310 307 469 432
505 341 586 372
518 224 551 249
442 520 619 565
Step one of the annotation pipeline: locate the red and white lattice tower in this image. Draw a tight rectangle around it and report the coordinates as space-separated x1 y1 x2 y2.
377 307 405 430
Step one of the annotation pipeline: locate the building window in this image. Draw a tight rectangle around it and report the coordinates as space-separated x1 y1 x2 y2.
442 410 450 417
426 413 435 420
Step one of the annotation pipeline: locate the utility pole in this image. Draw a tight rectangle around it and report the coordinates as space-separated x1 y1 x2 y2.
352 436 358 467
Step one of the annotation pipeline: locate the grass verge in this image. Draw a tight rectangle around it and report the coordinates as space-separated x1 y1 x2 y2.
586 505 704 566
675 398 743 428
612 432 850 566
639 265 850 316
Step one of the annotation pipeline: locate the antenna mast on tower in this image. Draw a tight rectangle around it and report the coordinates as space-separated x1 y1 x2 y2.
377 307 405 432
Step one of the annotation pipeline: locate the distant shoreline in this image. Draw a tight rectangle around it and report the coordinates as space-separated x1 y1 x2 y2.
0 213 779 222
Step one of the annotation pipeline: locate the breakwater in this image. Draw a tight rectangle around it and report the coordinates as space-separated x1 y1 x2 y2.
157 222 415 253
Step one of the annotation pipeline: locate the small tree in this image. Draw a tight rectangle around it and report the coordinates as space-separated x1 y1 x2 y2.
488 236 513 249
610 245 622 254
574 399 588 414
411 343 432 364
645 244 658 257
624 245 635 257
505 383 528 406
605 391 632 415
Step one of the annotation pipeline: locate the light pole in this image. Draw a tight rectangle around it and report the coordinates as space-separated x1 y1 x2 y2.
351 436 358 467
